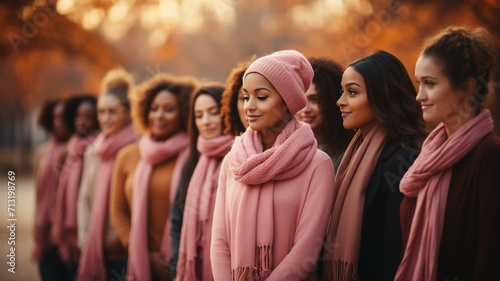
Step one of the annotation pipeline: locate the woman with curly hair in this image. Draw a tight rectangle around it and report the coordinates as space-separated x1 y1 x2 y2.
52 95 100 280
396 26 500 281
76 68 137 281
220 56 255 137
323 50 427 281
296 58 354 170
33 98 72 281
110 74 197 281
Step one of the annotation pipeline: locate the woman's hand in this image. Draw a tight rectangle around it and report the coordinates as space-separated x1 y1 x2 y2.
149 251 172 280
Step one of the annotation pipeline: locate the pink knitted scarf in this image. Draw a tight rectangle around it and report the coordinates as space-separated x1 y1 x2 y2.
77 124 136 281
323 125 387 281
52 132 99 264
395 109 493 281
176 134 234 281
226 118 317 280
33 138 67 262
127 132 189 281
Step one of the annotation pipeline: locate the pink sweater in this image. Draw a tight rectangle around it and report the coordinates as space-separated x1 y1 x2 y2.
211 150 335 280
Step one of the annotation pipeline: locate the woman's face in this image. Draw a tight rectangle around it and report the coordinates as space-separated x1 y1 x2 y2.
242 73 289 132
194 94 223 139
148 90 181 141
296 83 324 130
97 94 131 137
415 55 463 124
52 102 71 141
237 88 249 130
75 101 98 137
338 67 376 137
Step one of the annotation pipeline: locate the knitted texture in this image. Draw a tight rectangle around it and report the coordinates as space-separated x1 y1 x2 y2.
225 118 317 279
244 50 313 115
228 118 317 185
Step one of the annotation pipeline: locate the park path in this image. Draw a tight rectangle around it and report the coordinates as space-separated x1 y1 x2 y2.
1 173 41 281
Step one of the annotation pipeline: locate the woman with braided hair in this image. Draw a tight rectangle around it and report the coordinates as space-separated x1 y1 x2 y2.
397 26 500 281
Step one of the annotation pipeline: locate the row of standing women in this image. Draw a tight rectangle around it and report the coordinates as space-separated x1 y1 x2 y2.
33 26 500 281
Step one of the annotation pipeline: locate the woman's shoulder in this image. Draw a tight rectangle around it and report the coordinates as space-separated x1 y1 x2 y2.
117 142 140 158
475 132 500 154
306 149 335 173
380 140 418 164
376 140 419 184
468 132 500 165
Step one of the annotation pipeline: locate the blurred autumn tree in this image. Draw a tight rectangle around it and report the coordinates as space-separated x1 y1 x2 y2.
1 0 499 171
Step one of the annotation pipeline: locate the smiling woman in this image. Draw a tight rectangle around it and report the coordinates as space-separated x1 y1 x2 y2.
323 50 426 281
296 58 354 172
211 50 336 280
109 73 197 281
76 68 137 281
51 95 100 280
172 83 233 281
397 26 500 281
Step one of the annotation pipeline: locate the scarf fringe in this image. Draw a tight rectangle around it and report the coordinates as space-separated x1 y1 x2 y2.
176 252 199 281
256 245 272 279
323 259 357 281
231 245 272 281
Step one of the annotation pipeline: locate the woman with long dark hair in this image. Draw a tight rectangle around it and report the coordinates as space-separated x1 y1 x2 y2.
323 50 427 281
52 95 100 280
173 83 233 280
296 58 354 170
33 98 72 281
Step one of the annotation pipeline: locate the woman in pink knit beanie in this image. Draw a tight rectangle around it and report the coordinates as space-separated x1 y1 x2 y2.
211 50 336 280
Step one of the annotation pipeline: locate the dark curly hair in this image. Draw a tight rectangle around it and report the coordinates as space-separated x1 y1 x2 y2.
308 57 355 161
62 95 99 134
221 56 257 136
421 26 496 112
177 83 226 207
131 74 198 134
350 50 427 150
38 98 62 134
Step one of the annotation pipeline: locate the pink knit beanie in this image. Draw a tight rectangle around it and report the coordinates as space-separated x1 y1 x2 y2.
244 50 314 115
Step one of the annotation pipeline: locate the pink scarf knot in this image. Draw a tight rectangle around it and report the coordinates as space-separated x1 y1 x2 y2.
176 134 233 281
395 109 493 281
77 124 136 281
52 132 99 264
127 132 189 281
226 118 318 280
228 118 317 185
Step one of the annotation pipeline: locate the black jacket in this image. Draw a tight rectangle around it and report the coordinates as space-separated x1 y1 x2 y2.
358 140 418 281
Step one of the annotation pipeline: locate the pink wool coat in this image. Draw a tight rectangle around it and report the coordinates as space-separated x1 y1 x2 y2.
211 150 335 280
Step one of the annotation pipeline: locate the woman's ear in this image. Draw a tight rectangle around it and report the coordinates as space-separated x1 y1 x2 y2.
461 77 477 97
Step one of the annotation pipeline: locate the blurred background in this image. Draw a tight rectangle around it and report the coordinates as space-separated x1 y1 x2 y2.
0 0 499 280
